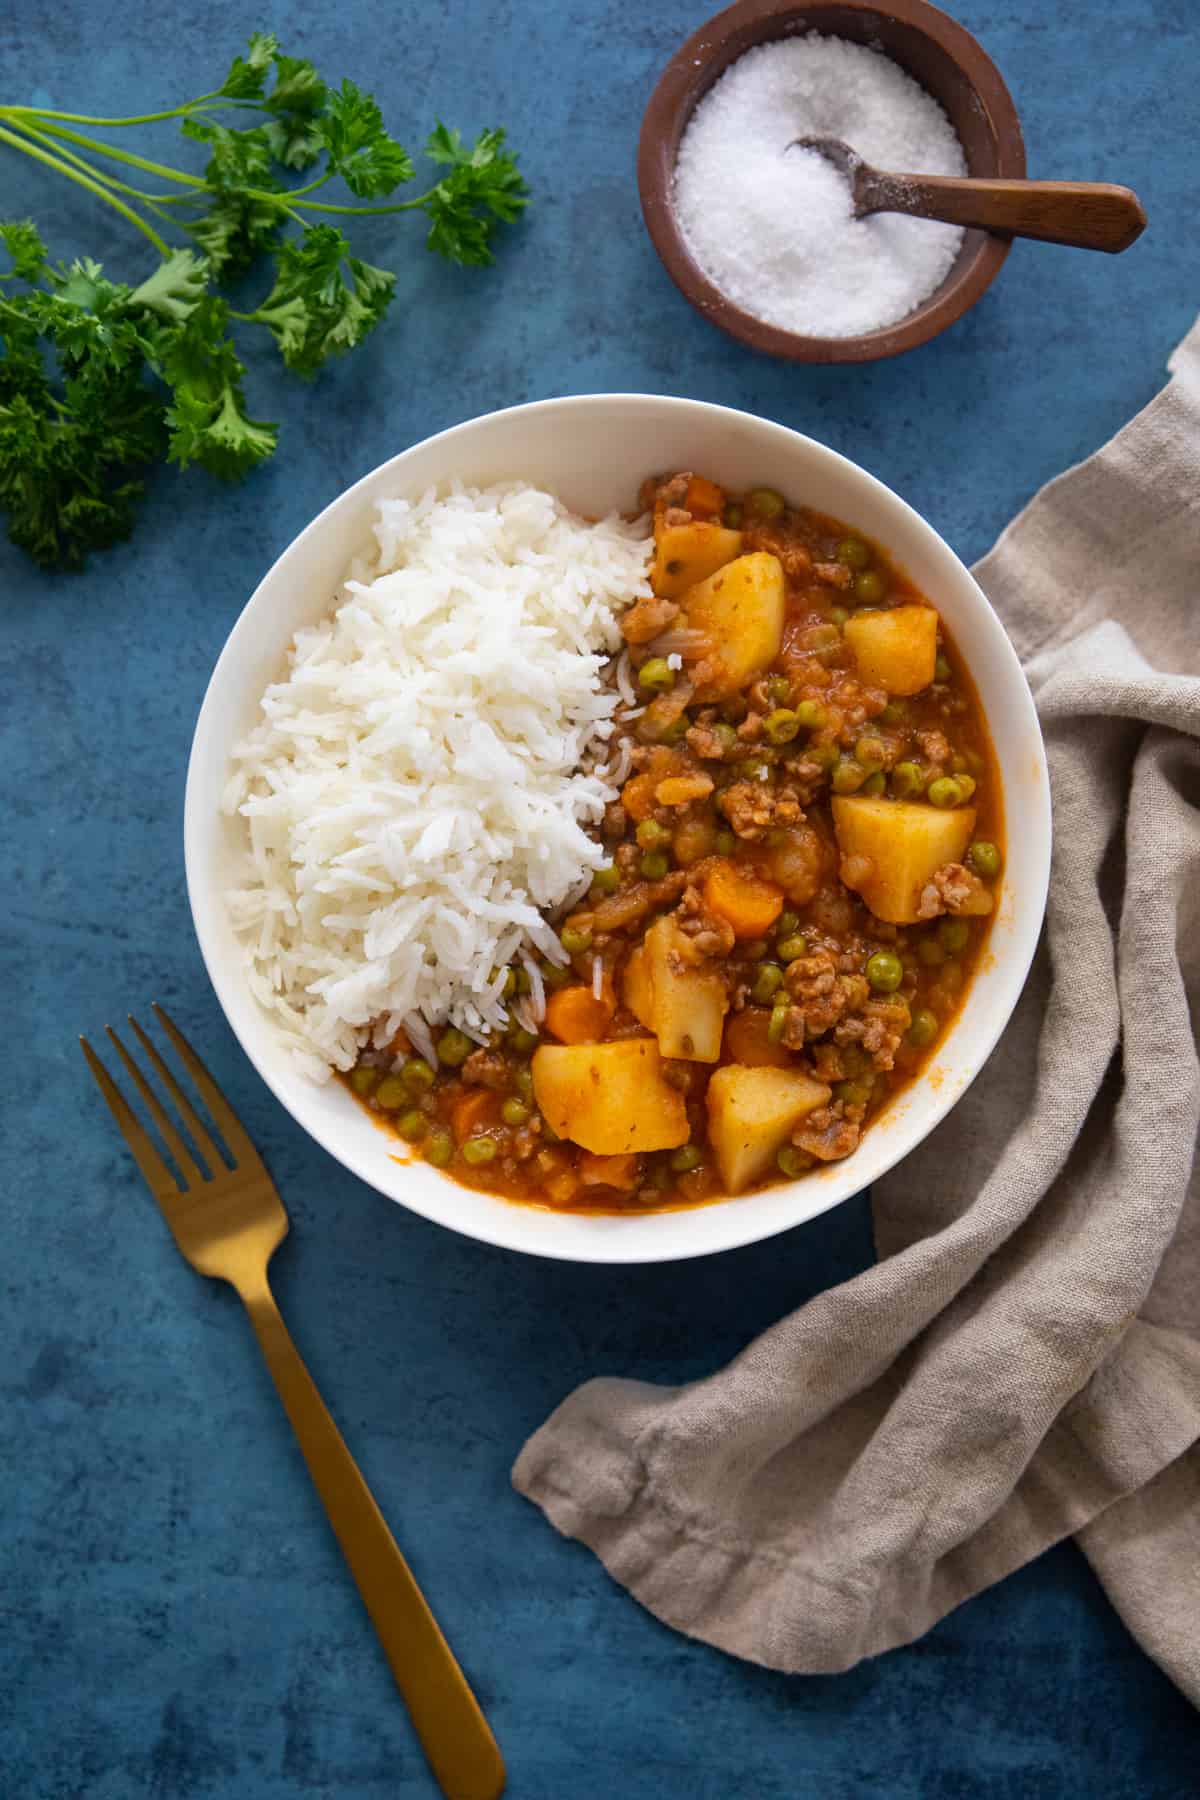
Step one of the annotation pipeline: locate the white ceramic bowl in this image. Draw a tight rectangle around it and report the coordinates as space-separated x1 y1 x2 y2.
185 394 1050 1263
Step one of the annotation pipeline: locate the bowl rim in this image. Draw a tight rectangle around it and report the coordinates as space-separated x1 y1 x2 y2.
185 391 1051 1264
637 0 1027 363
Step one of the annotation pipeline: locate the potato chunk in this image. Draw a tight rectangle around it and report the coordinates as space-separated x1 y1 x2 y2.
621 945 656 1030
679 552 785 700
651 522 743 599
644 915 728 1062
532 1039 689 1154
706 1065 831 1194
844 604 939 695
833 795 975 924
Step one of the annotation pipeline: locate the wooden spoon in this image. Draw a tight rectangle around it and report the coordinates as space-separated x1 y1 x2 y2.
790 137 1146 254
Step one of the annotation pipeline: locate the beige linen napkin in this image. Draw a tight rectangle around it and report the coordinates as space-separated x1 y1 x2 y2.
513 320 1200 1703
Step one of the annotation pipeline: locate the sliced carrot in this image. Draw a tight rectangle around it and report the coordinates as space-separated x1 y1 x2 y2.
723 1007 792 1068
578 1152 639 1192
544 983 616 1045
702 859 785 940
450 1088 496 1144
621 771 659 822
684 475 725 520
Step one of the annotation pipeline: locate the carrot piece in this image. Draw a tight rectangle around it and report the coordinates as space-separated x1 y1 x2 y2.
450 1088 496 1144
685 475 725 519
578 1152 639 1192
544 983 616 1045
723 1007 793 1068
702 860 785 939
621 771 659 822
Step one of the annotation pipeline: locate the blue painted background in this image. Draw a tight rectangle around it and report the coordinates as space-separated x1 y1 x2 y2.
3 2 1198 1794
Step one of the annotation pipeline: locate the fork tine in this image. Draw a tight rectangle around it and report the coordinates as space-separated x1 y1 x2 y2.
106 1024 205 1187
127 1015 226 1174
80 1035 180 1198
152 1004 257 1165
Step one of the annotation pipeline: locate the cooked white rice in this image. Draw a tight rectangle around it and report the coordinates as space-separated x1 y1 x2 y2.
223 481 654 1080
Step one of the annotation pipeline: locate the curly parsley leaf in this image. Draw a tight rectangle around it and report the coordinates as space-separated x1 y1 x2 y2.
420 125 528 265
249 223 395 376
319 80 413 198
218 32 277 101
1 219 48 280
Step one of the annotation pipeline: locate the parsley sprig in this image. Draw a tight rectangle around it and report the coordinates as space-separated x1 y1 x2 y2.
0 34 528 568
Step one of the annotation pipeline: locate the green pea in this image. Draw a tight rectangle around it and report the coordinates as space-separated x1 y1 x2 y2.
751 963 784 1004
768 1002 790 1044
635 819 670 851
792 700 826 731
736 754 769 780
506 1023 538 1053
640 849 670 879
396 1109 428 1142
350 1065 379 1097
638 656 675 692
710 721 739 754
659 713 689 744
775 909 800 939
860 771 887 796
834 1079 874 1107
501 1097 531 1127
927 776 963 809
764 708 800 745
831 758 867 795
513 1066 534 1100
424 1129 454 1168
777 1146 806 1178
866 949 904 993
916 937 946 967
590 864 620 895
560 924 594 955
879 699 908 724
461 1136 498 1166
855 734 887 767
542 961 571 990
715 830 736 856
777 935 808 964
806 742 839 770
906 1009 939 1049
500 967 518 999
938 918 970 954
375 1075 408 1111
967 839 1002 879
853 569 887 605
766 674 791 703
670 1144 703 1174
830 605 849 629
935 654 952 682
437 1027 472 1067
514 966 532 995
955 774 977 801
723 501 743 529
746 485 785 519
836 537 871 570
891 761 926 799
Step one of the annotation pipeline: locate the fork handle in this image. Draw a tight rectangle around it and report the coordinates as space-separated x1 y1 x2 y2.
238 1279 505 1800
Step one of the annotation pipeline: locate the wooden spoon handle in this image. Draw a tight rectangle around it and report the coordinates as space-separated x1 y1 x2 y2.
860 175 1146 254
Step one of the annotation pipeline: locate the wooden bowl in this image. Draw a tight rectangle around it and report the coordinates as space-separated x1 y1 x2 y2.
638 0 1026 362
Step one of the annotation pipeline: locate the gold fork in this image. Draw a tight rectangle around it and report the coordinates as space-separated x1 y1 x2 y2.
81 1004 505 1800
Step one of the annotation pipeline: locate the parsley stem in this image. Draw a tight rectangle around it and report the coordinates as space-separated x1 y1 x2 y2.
0 122 169 254
11 116 168 205
14 116 205 187
1 95 260 127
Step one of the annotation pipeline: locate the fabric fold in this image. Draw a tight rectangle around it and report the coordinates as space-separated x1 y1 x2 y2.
514 318 1200 1705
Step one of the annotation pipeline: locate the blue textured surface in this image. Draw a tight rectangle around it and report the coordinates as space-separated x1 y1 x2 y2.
3 2 1198 1794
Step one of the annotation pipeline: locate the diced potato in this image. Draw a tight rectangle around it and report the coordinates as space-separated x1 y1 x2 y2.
679 552 785 700
832 795 975 924
706 1065 831 1194
843 604 939 695
621 945 656 1031
651 521 743 598
644 915 728 1062
532 1039 689 1154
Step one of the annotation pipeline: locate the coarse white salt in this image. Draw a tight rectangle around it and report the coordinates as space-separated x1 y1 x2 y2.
673 34 968 339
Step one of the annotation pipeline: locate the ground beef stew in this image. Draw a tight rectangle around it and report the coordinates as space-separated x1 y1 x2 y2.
345 472 1004 1211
